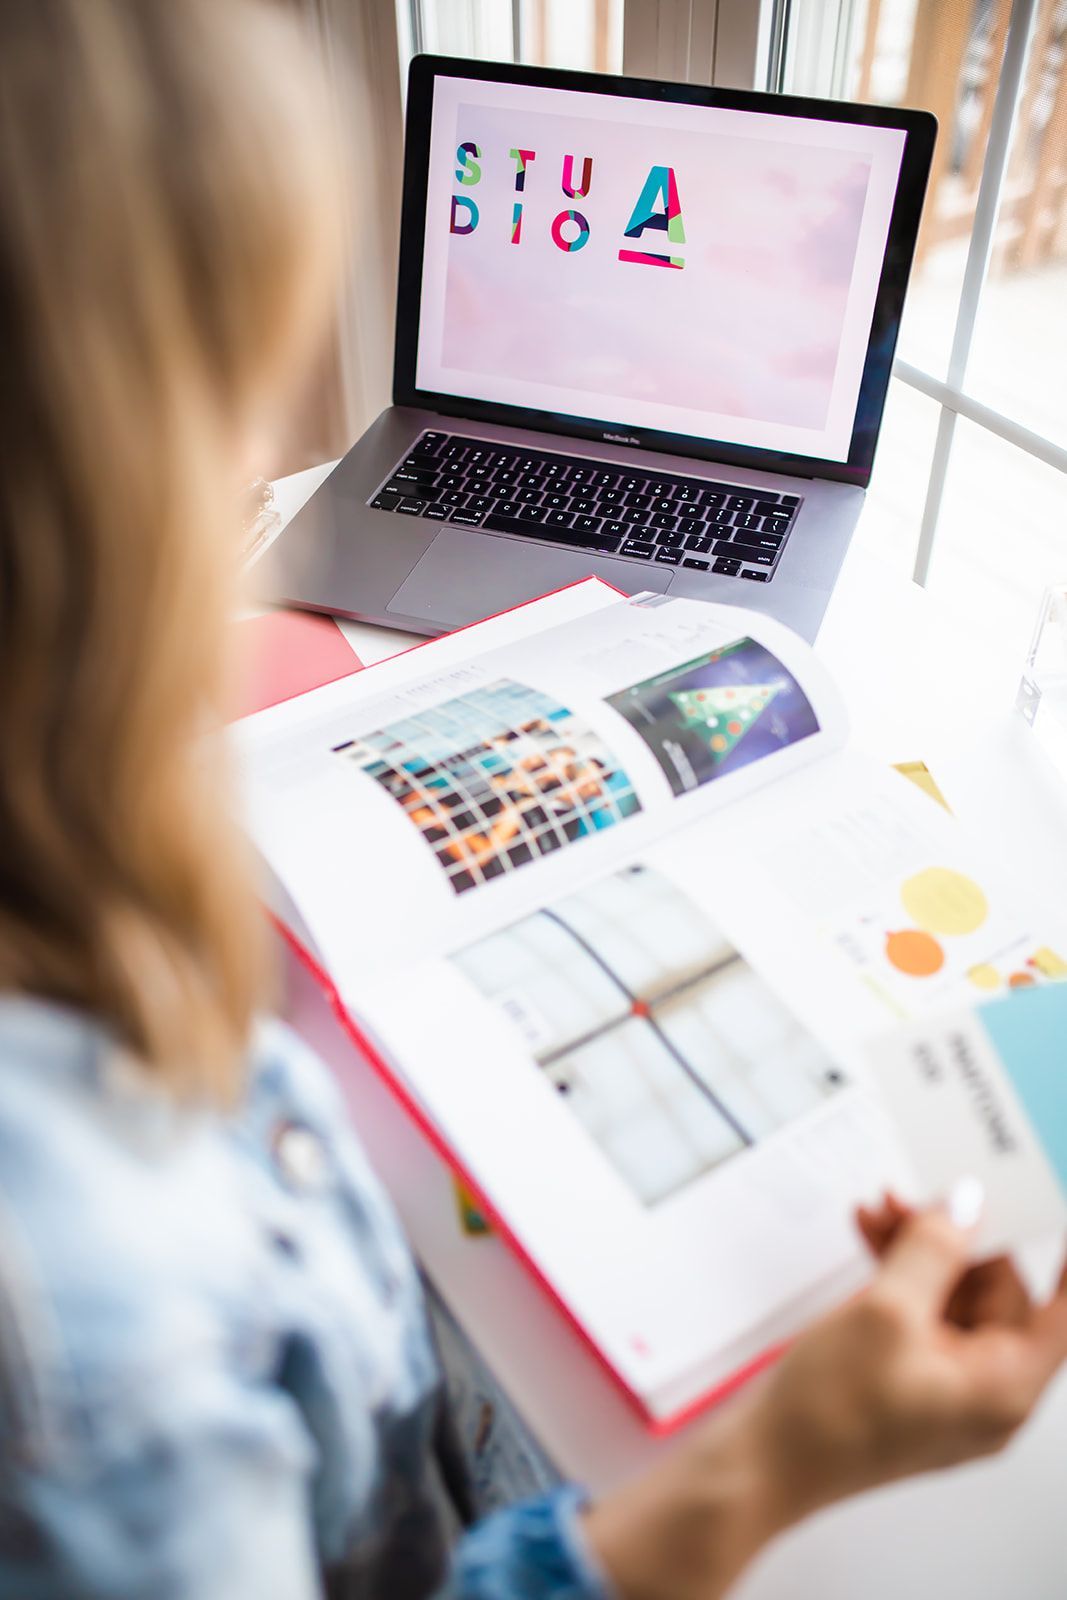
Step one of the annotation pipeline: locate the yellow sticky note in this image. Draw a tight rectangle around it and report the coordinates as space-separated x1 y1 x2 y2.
894 760 952 813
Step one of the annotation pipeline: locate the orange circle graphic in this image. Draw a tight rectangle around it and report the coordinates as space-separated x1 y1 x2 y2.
885 928 945 977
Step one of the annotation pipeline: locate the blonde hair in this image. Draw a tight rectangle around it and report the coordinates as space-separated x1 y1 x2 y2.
0 0 342 1097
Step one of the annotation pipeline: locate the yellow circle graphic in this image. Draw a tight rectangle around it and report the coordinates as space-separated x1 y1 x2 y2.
900 867 988 937
967 963 1001 991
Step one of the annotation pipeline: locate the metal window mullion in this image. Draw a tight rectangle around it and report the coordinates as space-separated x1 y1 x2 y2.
895 359 1067 478
407 0 424 56
765 0 793 91
778 0 853 97
511 0 522 62
911 0 1040 585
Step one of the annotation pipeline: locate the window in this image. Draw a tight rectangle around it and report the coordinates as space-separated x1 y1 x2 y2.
781 0 1067 650
397 0 766 88
398 1 623 75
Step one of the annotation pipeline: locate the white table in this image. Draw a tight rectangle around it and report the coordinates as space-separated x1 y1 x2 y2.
266 463 1067 1599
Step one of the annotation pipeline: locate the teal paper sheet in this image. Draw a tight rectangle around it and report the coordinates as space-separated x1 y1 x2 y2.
980 987 1067 1185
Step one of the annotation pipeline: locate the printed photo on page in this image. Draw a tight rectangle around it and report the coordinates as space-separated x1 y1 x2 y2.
330 679 641 895
452 862 845 1207
605 636 819 796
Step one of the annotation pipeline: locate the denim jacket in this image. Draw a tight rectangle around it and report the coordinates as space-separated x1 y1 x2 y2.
0 999 613 1599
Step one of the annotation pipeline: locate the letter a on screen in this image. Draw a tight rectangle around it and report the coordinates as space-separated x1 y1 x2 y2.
618 166 685 268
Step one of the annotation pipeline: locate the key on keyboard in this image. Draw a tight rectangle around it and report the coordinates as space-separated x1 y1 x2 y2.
367 432 804 584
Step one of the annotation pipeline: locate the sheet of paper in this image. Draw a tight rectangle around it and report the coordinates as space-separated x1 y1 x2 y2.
868 986 1067 1254
229 608 362 719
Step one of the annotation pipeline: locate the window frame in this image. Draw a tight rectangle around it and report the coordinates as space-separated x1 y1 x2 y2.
525 0 1067 583
776 0 1067 584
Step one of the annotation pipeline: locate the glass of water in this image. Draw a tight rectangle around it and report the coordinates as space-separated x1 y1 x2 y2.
1017 584 1067 785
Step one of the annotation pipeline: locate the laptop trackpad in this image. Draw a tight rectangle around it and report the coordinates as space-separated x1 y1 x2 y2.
386 527 673 629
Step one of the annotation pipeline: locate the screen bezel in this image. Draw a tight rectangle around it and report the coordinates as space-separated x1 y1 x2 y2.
393 55 936 489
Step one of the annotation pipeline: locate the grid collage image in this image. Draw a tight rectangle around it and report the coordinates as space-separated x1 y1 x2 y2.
332 679 641 894
453 865 843 1205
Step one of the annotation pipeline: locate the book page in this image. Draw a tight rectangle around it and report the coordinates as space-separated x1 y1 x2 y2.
345 751 1067 1418
234 580 846 986
346 825 904 1420
702 752 1067 1051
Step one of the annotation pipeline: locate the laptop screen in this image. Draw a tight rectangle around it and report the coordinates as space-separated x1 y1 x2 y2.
413 74 909 468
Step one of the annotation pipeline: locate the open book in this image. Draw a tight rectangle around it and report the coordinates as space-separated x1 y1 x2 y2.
234 579 1067 1429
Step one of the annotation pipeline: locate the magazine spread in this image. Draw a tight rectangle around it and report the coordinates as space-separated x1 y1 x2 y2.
234 579 1067 1426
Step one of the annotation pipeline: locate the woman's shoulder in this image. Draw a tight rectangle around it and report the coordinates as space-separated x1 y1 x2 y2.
0 1003 343 1594
0 999 427 1464
0 1001 384 1463
0 998 352 1214
0 1003 251 1432
0 996 155 1225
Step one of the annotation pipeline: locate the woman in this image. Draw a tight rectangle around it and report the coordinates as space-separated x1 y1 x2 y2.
1 3 1065 1597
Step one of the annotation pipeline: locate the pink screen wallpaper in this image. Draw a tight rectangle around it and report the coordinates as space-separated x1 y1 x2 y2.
417 82 906 459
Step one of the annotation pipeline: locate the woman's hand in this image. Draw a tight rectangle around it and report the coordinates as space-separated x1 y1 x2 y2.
585 1195 1067 1600
751 1193 1067 1522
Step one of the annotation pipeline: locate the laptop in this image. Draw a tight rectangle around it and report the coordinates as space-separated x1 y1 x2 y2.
259 56 934 643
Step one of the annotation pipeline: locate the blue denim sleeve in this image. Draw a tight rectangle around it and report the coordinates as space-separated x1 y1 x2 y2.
441 1486 618 1600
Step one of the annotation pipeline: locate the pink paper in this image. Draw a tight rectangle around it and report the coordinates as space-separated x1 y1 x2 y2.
231 610 362 721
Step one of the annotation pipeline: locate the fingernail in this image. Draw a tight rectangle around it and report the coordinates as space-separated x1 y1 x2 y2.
947 1175 985 1231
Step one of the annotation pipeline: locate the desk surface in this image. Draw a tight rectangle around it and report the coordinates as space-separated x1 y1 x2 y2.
267 462 1067 1600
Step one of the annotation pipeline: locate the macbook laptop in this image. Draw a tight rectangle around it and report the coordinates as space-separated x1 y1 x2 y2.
259 56 934 643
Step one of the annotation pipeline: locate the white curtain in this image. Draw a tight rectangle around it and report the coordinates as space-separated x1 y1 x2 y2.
298 0 406 464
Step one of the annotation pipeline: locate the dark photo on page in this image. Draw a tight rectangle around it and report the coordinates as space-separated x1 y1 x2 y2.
606 637 819 797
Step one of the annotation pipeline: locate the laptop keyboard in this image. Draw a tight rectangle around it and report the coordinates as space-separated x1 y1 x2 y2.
368 432 803 583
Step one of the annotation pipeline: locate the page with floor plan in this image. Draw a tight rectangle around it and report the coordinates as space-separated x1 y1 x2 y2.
234 579 846 985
